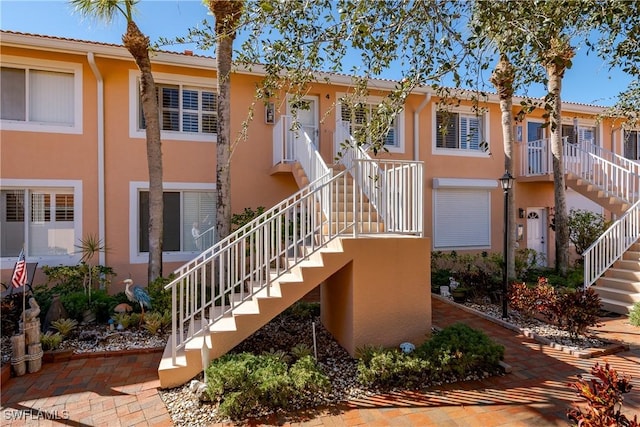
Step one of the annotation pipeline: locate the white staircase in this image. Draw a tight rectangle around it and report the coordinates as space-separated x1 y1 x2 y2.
158 115 423 388
522 138 640 314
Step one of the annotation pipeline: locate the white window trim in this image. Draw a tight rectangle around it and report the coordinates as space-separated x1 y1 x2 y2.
1 56 83 134
128 70 217 142
129 181 216 264
336 93 405 153
432 178 494 250
0 179 83 269
431 103 490 157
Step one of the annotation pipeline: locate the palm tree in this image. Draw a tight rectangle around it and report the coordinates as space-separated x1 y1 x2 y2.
206 0 244 241
489 54 517 279
71 0 164 281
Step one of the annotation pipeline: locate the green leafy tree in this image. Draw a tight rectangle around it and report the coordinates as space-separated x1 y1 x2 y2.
470 0 594 276
567 209 609 257
71 0 164 281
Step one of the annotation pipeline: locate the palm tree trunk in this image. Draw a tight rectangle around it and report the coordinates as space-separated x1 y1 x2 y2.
546 62 569 276
216 35 233 241
123 21 164 281
491 55 516 278
209 0 243 241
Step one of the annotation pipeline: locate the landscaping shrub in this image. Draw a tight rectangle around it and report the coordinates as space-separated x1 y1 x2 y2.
508 277 557 319
1 294 22 337
51 318 78 338
357 348 432 389
417 323 505 380
60 291 90 322
284 301 320 320
567 362 638 426
146 275 173 315
567 209 610 257
630 302 640 328
548 288 602 339
357 324 504 390
40 331 63 351
205 351 330 420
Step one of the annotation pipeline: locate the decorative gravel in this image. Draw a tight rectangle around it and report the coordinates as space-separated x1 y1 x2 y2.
462 300 607 351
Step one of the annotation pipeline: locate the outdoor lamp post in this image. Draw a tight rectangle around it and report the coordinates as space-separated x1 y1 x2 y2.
499 171 514 319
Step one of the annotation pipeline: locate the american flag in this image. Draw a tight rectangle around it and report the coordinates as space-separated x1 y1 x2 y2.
11 249 27 288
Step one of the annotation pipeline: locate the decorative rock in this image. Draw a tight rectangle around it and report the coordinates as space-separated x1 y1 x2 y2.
399 342 415 354
44 294 67 332
189 380 210 402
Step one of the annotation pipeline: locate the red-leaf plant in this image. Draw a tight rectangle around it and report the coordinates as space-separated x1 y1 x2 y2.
567 362 638 426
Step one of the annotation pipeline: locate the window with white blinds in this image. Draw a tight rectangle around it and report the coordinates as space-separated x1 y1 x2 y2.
1 188 76 257
433 188 491 248
1 66 74 126
139 83 217 135
436 111 482 151
340 103 399 147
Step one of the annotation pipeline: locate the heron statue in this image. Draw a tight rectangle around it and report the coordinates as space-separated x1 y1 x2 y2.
123 279 152 322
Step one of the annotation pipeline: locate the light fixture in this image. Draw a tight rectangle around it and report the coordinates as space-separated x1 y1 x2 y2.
499 171 514 191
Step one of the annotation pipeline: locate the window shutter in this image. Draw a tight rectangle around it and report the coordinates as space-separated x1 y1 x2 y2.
1 67 26 121
436 112 458 148
29 70 74 125
434 189 491 248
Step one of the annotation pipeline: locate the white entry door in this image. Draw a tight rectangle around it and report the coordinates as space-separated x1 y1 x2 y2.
286 96 319 159
526 208 547 266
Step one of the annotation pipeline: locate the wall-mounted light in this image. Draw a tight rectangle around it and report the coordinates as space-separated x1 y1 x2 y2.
265 102 275 124
518 208 525 219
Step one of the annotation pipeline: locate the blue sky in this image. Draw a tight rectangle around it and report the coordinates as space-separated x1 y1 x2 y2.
0 0 633 107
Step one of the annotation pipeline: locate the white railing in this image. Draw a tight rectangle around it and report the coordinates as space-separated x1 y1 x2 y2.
584 200 640 288
165 116 423 364
165 170 341 363
335 120 424 236
563 141 638 204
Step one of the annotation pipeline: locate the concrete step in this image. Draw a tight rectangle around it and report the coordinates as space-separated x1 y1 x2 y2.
604 268 640 282
599 297 634 315
596 276 640 293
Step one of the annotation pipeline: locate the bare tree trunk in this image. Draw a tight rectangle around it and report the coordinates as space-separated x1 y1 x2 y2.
209 0 243 241
490 55 516 279
123 21 164 281
546 62 569 276
216 35 233 241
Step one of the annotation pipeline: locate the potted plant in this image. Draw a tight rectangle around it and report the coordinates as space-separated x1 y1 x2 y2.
451 286 469 303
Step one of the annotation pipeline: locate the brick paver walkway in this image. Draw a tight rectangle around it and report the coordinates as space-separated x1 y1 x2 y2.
2 298 639 426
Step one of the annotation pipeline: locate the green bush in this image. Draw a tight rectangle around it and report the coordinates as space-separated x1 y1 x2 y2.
357 348 432 389
356 324 504 390
205 352 330 420
146 276 172 315
568 209 610 257
60 291 90 322
417 323 504 379
90 289 117 323
284 301 320 320
40 331 63 351
630 302 640 327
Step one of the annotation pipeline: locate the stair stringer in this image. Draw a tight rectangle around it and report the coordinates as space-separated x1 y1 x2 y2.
158 238 353 389
565 173 630 216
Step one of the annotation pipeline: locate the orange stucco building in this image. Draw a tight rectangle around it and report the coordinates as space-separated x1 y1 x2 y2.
4 30 640 386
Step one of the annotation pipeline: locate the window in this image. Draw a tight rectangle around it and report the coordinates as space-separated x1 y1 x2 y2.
623 130 640 160
1 58 81 133
435 111 484 152
137 81 217 136
339 102 402 149
432 178 495 249
527 121 545 142
138 190 215 253
1 188 77 258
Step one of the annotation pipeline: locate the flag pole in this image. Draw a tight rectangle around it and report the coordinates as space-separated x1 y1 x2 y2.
22 245 27 332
